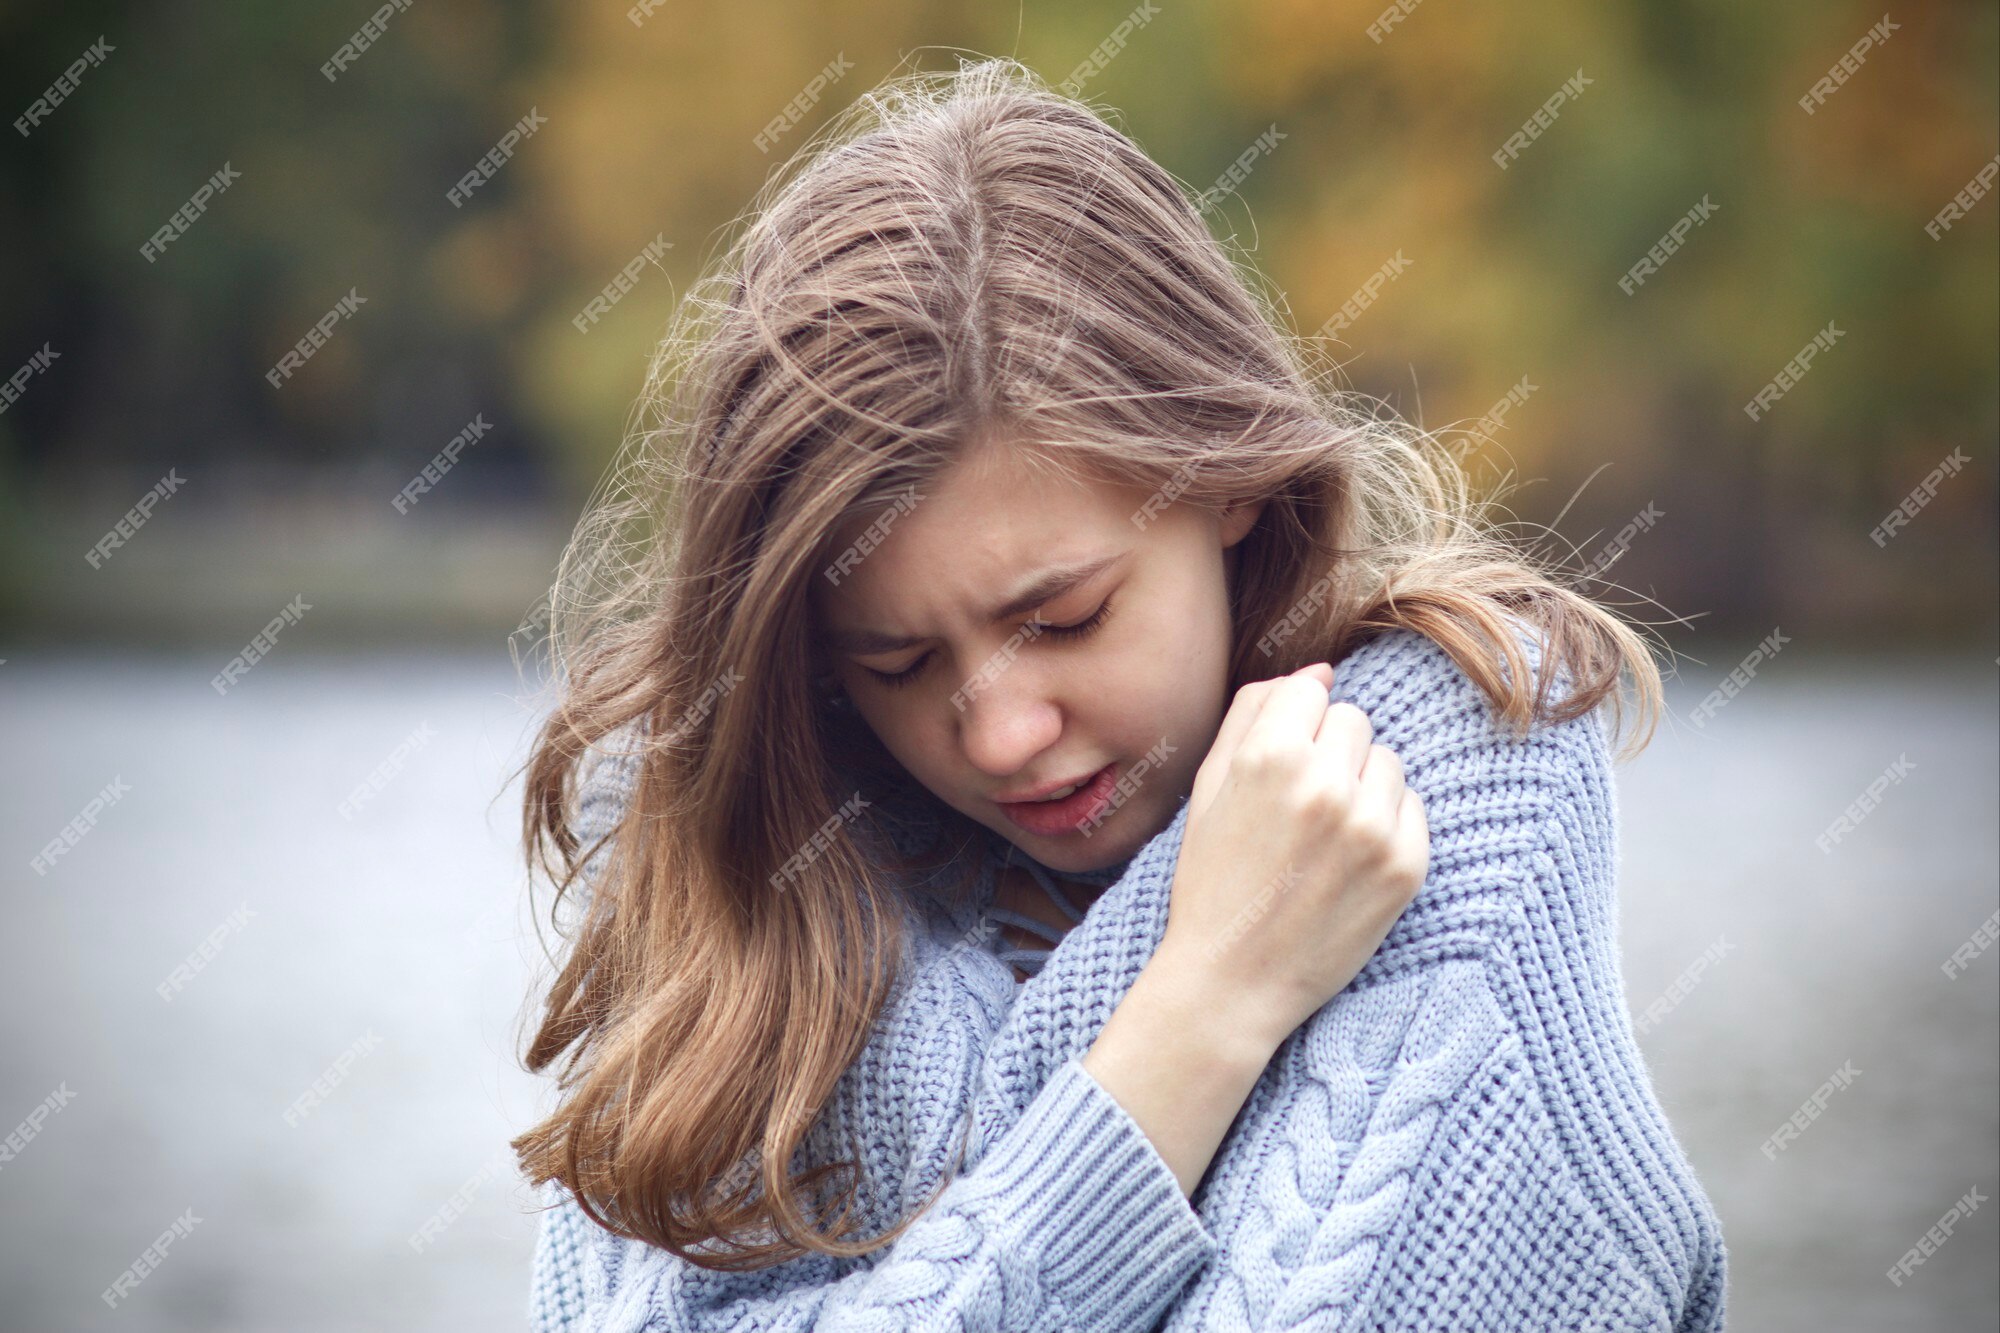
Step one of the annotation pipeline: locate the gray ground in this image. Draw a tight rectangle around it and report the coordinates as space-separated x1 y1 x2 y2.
1 648 1994 1331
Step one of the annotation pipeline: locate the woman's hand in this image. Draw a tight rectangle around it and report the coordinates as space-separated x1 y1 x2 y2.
1155 661 1430 1057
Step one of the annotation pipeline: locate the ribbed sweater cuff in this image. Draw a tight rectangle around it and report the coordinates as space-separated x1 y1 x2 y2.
977 1054 1217 1331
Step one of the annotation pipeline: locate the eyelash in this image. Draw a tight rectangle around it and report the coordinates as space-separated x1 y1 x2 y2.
866 598 1117 690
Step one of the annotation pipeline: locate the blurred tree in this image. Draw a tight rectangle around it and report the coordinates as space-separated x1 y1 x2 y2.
0 0 1991 641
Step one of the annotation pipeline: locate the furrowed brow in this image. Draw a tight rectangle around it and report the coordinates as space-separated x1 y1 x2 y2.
829 552 1124 654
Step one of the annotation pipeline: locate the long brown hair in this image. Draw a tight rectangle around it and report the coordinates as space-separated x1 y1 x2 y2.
510 55 1669 1271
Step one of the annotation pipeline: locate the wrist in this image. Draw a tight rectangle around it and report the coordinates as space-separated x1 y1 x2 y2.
1127 947 1285 1078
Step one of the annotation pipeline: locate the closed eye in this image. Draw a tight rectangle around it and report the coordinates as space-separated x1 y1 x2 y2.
864 598 1117 690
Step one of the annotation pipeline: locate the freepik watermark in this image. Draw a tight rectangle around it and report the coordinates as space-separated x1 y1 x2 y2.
85 469 185 569
1925 154 2000 240
265 289 367 388
1887 1186 1987 1287
1798 14 1899 115
1492 69 1593 169
661 667 746 746
1312 251 1415 340
1686 627 1789 729
337 722 439 819
102 1209 201 1309
1207 860 1306 961
1869 447 1971 546
1941 909 1999 981
1130 460 1202 531
1619 196 1719 295
510 594 555 655
1759 1059 1861 1160
14 36 114 137
954 912 1007 955
408 1152 512 1253
1450 376 1538 460
392 414 492 513
1816 753 1917 854
1257 570 1337 657
1080 736 1177 837
1633 935 1733 1036
753 54 854 153
573 234 673 332
322 0 416 82
824 486 924 585
212 596 312 695
1 342 61 417
1195 124 1285 215
29 776 131 877
768 792 871 892
446 106 547 208
1743 322 1843 421
1365 0 1427 44
283 1030 383 1128
1579 501 1665 580
949 621 1051 712
139 162 241 263
1058 0 1162 98
156 904 256 1002
0 1082 78 1172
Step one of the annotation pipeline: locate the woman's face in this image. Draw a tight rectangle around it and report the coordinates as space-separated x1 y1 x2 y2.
811 437 1263 875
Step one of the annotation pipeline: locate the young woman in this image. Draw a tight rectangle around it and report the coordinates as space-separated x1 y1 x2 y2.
515 58 1727 1332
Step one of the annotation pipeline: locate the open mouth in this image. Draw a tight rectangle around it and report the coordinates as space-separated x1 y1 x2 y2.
996 761 1119 837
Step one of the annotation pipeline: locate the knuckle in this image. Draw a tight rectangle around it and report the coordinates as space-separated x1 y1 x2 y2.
1235 737 1294 781
1367 742 1404 780
1300 779 1351 824
1326 701 1373 735
1391 837 1430 884
1354 811 1397 855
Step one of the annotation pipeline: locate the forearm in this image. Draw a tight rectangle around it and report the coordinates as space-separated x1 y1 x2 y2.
552 1055 1214 1333
1081 955 1278 1199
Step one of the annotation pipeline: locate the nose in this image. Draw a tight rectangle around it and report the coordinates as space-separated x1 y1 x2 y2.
955 665 1064 783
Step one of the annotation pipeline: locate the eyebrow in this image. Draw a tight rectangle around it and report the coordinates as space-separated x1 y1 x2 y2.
828 552 1127 655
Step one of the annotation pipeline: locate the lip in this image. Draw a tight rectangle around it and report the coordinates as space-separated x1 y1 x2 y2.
996 761 1121 838
993 766 1110 804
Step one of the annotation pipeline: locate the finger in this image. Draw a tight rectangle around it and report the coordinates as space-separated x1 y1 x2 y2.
1401 785 1428 842
1310 700 1374 777
1356 738 1403 787
1207 665 1322 771
1249 672 1348 758
1394 785 1431 880
1294 661 1334 690
1354 742 1405 817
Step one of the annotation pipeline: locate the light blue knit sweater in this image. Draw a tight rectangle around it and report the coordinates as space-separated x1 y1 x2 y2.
526 626 1729 1331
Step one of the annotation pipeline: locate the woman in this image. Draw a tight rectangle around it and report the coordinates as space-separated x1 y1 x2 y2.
514 56 1727 1331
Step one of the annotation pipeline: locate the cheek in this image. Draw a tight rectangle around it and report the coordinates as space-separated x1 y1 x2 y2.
859 701 948 780
1109 613 1233 757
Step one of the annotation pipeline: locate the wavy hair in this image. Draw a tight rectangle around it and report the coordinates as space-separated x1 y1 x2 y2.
510 55 1669 1271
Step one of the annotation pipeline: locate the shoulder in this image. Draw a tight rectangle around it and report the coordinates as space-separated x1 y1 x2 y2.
1249 629 1724 1321
1327 622 1615 850
573 721 646 832
1327 621 1622 995
1329 619 1600 748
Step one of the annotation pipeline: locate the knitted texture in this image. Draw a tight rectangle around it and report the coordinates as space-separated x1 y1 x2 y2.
526 625 1729 1331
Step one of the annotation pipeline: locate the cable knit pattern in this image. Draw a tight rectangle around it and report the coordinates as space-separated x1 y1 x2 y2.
526 625 1729 1332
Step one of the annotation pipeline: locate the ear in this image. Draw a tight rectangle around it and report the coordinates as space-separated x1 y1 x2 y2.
1219 497 1266 549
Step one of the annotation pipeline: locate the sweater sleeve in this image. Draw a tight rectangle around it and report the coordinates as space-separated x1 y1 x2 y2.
553 1052 1215 1333
531 1179 593 1333
1170 625 1727 1332
525 729 1216 1332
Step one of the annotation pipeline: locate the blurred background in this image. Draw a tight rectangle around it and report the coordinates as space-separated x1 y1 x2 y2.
0 1 1994 1330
